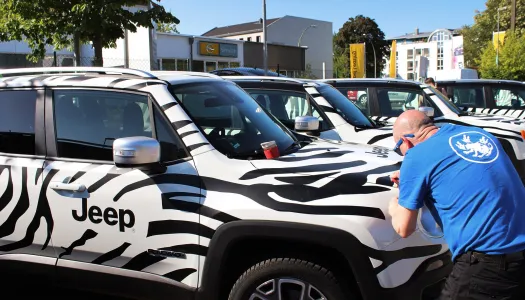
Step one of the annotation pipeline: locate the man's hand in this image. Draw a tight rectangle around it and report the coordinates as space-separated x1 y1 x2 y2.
390 170 400 187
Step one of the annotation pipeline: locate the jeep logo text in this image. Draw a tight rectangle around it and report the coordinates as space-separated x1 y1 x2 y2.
73 198 135 232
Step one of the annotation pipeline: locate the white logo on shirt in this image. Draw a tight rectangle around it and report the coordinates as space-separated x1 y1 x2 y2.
449 131 499 163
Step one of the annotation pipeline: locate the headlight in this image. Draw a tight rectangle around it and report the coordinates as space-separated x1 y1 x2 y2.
418 205 444 239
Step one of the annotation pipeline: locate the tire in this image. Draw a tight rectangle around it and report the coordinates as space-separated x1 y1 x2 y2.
227 258 352 300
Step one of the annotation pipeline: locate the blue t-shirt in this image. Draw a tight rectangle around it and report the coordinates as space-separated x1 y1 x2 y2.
398 124 525 260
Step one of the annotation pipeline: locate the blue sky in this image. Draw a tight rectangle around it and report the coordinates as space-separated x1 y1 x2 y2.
163 0 487 39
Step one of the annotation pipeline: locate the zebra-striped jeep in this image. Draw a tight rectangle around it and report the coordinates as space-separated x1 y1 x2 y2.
0 67 450 300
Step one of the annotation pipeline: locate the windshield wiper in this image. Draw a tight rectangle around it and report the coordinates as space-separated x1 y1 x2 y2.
282 141 302 155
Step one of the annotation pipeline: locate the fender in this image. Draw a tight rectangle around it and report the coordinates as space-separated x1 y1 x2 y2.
196 220 383 300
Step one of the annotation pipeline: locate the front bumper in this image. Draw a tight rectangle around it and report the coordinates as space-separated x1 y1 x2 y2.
379 250 453 300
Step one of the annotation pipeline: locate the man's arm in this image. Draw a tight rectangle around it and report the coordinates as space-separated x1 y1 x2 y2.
389 196 419 238
389 156 429 238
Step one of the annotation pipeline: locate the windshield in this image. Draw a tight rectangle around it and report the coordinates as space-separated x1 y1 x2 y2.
427 86 464 115
169 81 298 159
316 85 375 128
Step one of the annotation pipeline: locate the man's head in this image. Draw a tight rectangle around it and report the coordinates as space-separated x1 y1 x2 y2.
392 110 437 155
424 77 437 88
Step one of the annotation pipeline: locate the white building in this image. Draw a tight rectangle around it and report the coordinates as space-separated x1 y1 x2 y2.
382 28 465 81
202 15 333 79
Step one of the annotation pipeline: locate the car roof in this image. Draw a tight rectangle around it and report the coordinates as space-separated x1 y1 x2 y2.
435 79 525 85
318 78 423 85
0 67 224 89
211 67 285 77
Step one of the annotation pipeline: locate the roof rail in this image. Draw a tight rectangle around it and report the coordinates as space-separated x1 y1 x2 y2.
222 75 306 84
0 67 158 79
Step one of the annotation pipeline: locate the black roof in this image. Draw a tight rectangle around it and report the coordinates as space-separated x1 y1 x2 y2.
321 78 423 88
210 67 286 77
436 79 525 85
202 18 281 37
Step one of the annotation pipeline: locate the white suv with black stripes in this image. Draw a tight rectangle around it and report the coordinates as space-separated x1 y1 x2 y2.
0 67 450 300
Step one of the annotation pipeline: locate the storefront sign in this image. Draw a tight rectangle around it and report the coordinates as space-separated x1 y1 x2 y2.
199 41 238 58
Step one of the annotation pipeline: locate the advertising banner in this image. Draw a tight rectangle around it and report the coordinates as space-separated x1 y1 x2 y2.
389 40 397 78
349 43 365 78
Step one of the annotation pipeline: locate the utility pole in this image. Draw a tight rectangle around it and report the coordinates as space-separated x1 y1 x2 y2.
262 0 268 76
511 0 516 31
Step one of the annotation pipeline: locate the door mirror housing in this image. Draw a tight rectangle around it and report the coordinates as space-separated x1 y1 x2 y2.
418 106 435 118
294 116 320 136
113 137 165 173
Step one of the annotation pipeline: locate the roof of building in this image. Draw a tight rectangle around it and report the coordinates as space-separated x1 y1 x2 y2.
202 18 282 37
387 28 462 41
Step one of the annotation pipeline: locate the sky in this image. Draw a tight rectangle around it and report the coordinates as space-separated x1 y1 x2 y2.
163 0 488 39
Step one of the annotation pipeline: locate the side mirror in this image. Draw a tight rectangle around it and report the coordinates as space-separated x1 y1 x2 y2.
294 116 320 136
113 137 165 173
418 106 435 118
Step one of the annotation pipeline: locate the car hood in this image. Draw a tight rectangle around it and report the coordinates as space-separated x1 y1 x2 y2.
462 113 525 126
249 139 402 187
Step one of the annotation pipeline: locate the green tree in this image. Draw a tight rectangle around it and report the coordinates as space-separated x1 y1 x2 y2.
478 31 525 80
0 0 179 66
157 21 180 34
333 15 390 78
461 0 524 69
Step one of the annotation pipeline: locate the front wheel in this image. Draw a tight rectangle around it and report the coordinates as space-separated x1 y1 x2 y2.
228 258 352 300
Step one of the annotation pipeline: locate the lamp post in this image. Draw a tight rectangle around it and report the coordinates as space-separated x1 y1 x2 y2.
298 24 317 47
262 0 268 76
363 33 377 78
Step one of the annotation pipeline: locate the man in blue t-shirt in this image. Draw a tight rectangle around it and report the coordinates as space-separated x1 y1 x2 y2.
388 110 525 299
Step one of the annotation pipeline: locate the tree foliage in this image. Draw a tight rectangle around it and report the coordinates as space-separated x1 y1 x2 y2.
461 0 524 69
157 21 180 34
0 0 179 66
478 31 525 81
333 15 390 78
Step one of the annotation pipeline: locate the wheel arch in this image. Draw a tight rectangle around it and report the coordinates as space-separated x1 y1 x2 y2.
196 220 382 300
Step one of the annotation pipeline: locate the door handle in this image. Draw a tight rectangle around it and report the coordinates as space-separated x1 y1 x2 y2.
50 181 86 192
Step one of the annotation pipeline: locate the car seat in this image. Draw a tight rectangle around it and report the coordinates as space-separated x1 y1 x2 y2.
122 102 145 138
377 90 394 116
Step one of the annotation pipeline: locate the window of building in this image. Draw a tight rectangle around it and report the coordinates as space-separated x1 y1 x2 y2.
407 49 414 60
407 61 414 71
230 62 241 68
205 61 217 72
177 59 189 71
239 38 243 40
247 37 252 42
53 90 186 162
192 60 204 72
256 36 261 42
161 58 176 71
218 61 230 69
0 90 37 155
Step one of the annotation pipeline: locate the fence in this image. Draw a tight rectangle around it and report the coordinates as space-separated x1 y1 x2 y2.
0 53 333 79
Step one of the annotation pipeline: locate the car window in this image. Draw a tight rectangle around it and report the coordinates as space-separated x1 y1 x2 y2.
247 89 331 131
0 90 37 155
170 81 298 158
316 85 374 128
336 87 369 114
53 90 186 162
492 87 525 108
376 88 425 117
450 86 484 107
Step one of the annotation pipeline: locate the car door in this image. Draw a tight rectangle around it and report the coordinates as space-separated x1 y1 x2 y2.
44 88 202 292
0 88 56 261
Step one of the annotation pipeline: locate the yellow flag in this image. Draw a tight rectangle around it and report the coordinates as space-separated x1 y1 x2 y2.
493 31 506 48
389 40 397 78
349 43 365 78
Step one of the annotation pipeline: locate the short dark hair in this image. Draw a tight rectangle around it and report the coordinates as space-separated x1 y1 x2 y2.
425 77 435 85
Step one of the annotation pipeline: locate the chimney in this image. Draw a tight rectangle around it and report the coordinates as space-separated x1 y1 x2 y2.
415 27 419 35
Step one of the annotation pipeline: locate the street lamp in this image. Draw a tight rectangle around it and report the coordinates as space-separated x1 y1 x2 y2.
298 24 317 47
496 6 508 67
363 33 377 78
262 0 268 75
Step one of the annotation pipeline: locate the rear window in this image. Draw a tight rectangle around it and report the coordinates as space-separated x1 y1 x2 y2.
0 90 37 155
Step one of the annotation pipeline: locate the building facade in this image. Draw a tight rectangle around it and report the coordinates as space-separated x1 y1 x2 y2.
202 15 333 79
382 28 465 81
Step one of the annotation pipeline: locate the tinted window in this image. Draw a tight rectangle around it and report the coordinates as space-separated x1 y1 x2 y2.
376 88 426 117
0 90 37 155
450 86 484 107
492 87 525 108
153 107 188 162
247 89 331 131
336 87 369 114
316 85 374 128
170 81 297 158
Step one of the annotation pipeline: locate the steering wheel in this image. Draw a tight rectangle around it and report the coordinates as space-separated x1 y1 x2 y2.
209 127 225 138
